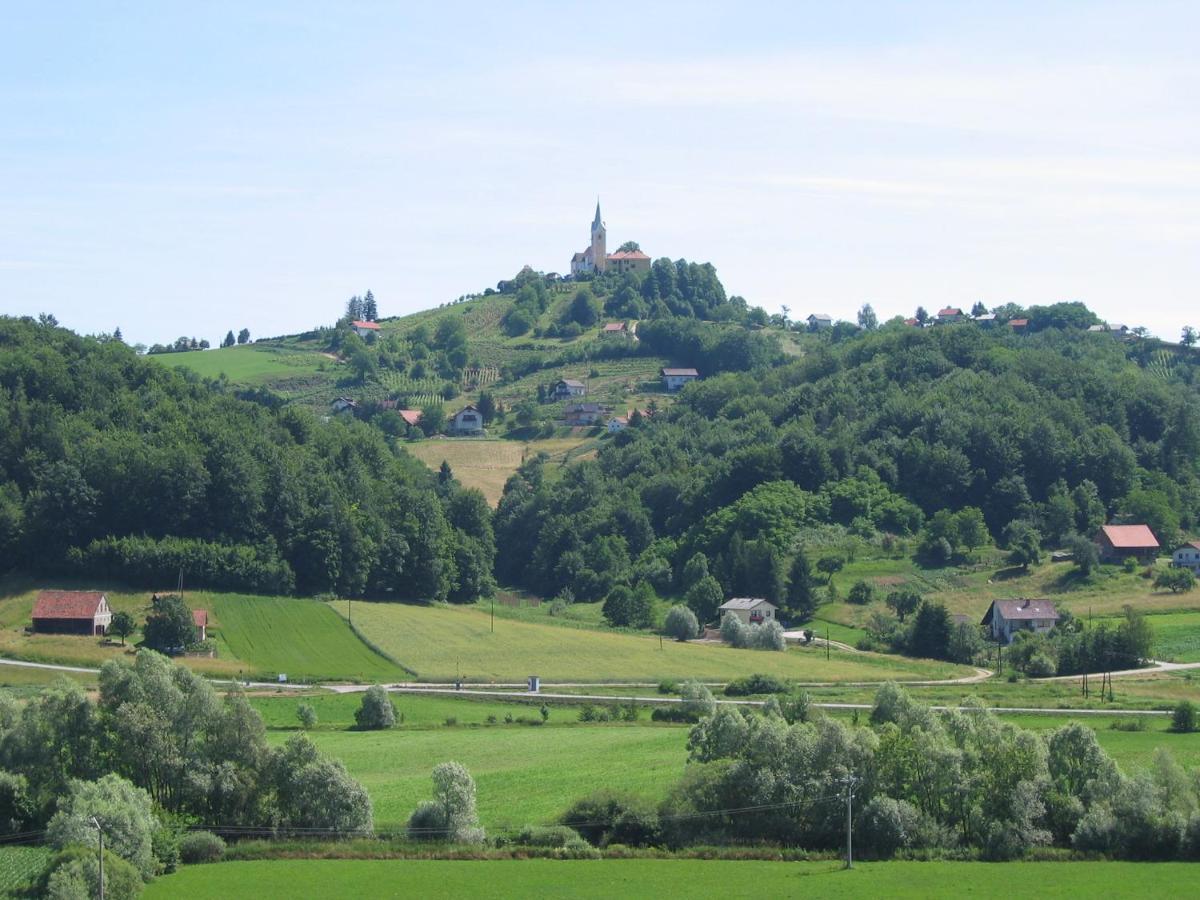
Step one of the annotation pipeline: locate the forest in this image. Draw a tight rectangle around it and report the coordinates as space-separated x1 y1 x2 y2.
495 319 1200 626
0 316 494 601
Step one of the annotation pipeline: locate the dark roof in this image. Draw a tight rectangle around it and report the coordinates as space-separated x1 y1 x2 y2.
557 379 585 388
661 368 699 377
719 597 775 610
32 591 106 620
981 599 1060 625
1099 524 1159 549
457 405 480 414
566 403 604 413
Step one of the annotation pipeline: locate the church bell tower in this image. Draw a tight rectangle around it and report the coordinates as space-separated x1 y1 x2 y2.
591 200 606 273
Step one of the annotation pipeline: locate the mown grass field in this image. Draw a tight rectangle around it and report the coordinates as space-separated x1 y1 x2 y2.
339 601 972 683
288 722 687 830
0 846 51 895
403 437 592 506
142 859 1200 899
1094 610 1200 662
249 690 557 731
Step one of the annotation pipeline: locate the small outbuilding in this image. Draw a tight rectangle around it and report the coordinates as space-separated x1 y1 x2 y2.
806 313 833 331
718 597 778 627
31 590 113 636
981 599 1060 644
1096 524 1160 563
1172 541 1200 574
451 405 484 435
192 609 209 642
330 397 358 414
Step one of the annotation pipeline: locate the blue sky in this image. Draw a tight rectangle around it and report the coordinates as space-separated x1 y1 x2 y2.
2 1 1197 344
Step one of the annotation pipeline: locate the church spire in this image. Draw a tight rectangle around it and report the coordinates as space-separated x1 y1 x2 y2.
593 199 603 230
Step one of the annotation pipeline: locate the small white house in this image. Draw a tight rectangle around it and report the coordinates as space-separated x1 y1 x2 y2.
330 397 358 414
807 313 833 331
351 320 380 339
607 416 629 433
451 405 484 435
661 367 699 392
718 597 778 627
981 599 1060 644
1172 541 1200 573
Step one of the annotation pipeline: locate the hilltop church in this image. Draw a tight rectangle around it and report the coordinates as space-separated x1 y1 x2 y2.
570 202 650 277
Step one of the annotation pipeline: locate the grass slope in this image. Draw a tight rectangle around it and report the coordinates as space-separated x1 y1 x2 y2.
339 601 971 683
155 344 332 383
287 723 686 831
403 437 592 506
143 859 1200 900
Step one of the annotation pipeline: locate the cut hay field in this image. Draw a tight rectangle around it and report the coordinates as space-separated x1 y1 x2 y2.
0 585 404 682
142 859 1200 900
403 437 591 505
1094 610 1200 663
338 601 972 683
288 722 687 830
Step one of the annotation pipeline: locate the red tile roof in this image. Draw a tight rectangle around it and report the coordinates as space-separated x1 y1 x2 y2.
1100 524 1159 549
608 250 649 260
192 609 208 627
398 409 422 426
1010 318 1029 327
32 590 106 620
938 307 963 316
602 322 627 332
351 320 380 330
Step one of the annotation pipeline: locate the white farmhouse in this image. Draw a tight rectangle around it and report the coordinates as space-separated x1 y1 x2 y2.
661 367 699 392
718 597 778 627
451 404 484 435
1172 541 1200 573
981 599 1060 644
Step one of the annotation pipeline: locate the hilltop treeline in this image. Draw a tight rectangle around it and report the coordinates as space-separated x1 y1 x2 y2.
497 320 1200 610
0 316 494 599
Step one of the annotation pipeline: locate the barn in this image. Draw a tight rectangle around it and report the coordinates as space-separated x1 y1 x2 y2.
31 590 113 636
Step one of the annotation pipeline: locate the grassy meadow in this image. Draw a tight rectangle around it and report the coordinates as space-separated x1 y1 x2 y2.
154 343 334 383
141 859 1200 899
338 601 972 683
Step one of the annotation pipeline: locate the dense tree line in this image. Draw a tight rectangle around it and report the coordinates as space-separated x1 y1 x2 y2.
557 685 1200 861
0 316 492 600
497 318 1200 622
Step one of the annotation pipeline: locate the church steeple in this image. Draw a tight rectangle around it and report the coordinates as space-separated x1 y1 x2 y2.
593 200 603 232
590 199 607 273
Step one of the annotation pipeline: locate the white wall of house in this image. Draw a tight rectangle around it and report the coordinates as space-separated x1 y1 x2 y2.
721 605 776 626
1173 547 1200 572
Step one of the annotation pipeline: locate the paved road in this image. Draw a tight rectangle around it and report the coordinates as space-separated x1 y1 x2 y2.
1033 659 1200 682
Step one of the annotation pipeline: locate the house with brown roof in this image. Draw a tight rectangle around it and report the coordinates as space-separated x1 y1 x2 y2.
1172 541 1200 574
351 320 380 338
564 402 607 426
981 599 1060 644
192 609 209 642
601 322 629 337
1096 524 1160 563
662 367 699 392
32 591 113 636
1009 318 1030 334
550 379 587 401
937 306 965 323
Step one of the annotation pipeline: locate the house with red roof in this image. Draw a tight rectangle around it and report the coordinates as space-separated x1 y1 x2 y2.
31 590 113 636
1009 318 1030 334
192 609 209 642
351 320 380 338
937 307 965 323
1096 524 1160 563
981 599 1060 644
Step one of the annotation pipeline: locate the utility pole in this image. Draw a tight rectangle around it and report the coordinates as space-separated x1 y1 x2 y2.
491 596 494 633
90 816 104 900
826 627 830 662
841 774 858 870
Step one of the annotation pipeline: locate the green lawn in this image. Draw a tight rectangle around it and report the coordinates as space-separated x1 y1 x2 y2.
339 601 972 683
0 846 51 895
143 859 1200 900
249 690 556 731
1093 610 1200 662
154 343 332 383
290 722 688 831
208 595 407 682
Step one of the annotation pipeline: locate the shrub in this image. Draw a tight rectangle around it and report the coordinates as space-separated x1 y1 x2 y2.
355 685 397 730
724 674 790 696
1110 718 1148 732
43 847 143 900
296 703 318 730
650 706 701 723
663 605 700 641
753 619 787 651
680 680 716 719
559 792 660 847
1155 568 1196 594
1123 556 1138 573
847 580 874 605
1171 700 1198 734
858 796 923 859
407 762 485 844
720 614 749 647
515 824 581 848
179 831 226 864
657 680 678 695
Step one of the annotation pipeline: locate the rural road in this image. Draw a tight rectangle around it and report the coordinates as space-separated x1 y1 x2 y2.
1033 659 1200 681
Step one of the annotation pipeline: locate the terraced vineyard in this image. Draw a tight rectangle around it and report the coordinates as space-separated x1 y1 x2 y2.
1147 348 1178 379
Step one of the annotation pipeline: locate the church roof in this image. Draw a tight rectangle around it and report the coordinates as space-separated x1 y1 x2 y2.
608 250 649 260
593 201 603 228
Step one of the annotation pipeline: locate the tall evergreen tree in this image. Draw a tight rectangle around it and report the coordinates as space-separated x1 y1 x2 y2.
346 295 364 321
786 551 815 621
222 330 236 348
237 328 250 345
362 290 378 321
